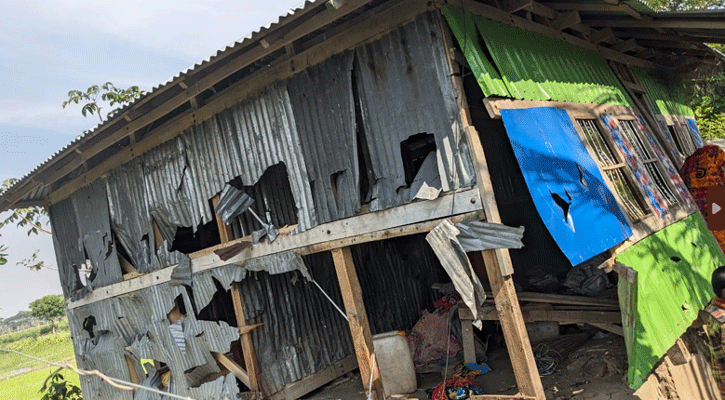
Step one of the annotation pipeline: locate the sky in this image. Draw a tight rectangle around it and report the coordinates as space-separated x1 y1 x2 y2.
0 0 304 318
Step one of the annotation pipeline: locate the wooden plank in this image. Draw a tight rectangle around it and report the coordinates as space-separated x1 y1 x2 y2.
482 98 634 119
589 323 625 336
589 27 615 44
43 0 433 206
66 192 483 309
268 355 358 400
612 38 639 53
479 306 622 324
551 10 581 31
125 355 140 385
212 194 234 243
331 247 384 400
459 307 476 364
231 283 260 394
212 352 251 388
583 19 725 30
489 292 620 307
501 0 533 13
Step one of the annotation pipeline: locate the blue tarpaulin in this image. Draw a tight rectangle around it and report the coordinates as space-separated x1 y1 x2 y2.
500 107 632 264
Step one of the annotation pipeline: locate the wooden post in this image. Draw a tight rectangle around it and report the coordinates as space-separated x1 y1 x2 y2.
212 194 234 243
331 247 385 400
231 283 261 395
438 14 545 400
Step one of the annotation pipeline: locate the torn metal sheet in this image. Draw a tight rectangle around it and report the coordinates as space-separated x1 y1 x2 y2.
354 13 475 211
187 374 239 400
287 51 360 224
219 82 316 232
455 220 524 252
71 180 123 288
169 255 192 287
191 264 246 312
501 108 633 264
426 219 486 329
67 282 240 399
48 197 85 298
244 251 311 280
214 242 253 261
106 159 156 273
408 152 442 201
215 184 255 225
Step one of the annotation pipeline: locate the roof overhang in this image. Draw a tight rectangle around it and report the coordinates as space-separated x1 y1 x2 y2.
2 0 724 212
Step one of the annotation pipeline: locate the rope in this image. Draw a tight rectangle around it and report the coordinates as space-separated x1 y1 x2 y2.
0 346 197 400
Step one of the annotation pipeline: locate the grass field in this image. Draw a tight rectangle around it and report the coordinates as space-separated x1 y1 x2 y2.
0 319 79 399
0 364 80 399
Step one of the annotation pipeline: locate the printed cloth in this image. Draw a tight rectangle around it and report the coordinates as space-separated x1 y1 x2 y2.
600 114 668 217
679 145 725 250
430 377 484 400
708 297 725 397
687 118 705 149
635 116 694 208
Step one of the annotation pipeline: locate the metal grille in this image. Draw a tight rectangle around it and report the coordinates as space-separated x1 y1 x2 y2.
619 120 679 206
578 119 647 220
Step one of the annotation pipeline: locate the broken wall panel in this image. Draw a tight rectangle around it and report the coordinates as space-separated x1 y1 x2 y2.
287 51 360 224
354 13 475 211
219 83 316 232
66 282 240 399
239 235 446 395
106 158 156 273
48 197 85 298
71 180 123 288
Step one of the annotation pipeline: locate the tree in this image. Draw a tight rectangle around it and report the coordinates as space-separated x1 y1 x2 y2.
29 295 65 334
62 82 143 123
642 0 725 10
0 178 50 270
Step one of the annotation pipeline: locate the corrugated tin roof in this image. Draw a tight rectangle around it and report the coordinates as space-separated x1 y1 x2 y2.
3 0 725 210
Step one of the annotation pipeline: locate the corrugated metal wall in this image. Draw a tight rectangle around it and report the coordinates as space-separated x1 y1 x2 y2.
632 66 695 117
49 10 468 399
240 233 446 394
355 12 475 210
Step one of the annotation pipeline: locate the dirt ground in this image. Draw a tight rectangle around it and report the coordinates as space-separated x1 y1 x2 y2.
304 331 639 400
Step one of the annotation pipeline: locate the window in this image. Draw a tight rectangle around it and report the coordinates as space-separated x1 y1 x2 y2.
667 124 695 157
577 119 649 220
618 119 680 206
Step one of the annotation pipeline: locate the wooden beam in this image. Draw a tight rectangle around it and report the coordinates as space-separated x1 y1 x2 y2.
589 322 625 336
125 355 140 385
583 18 725 30
478 306 623 324
231 283 260 394
547 3 642 19
67 194 483 310
268 355 358 400
331 247 384 400
589 27 615 44
212 352 251 388
551 10 581 31
611 38 638 53
212 194 234 243
487 291 619 308
502 0 532 13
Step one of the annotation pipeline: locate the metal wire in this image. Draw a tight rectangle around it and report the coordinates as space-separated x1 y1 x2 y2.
0 346 198 400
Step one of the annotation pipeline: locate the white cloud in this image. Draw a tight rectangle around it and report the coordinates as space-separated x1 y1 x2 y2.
0 100 91 132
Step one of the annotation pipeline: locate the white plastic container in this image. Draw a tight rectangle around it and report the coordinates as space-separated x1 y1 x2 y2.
373 331 417 396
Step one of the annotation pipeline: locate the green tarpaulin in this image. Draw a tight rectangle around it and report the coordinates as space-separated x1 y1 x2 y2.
617 213 725 388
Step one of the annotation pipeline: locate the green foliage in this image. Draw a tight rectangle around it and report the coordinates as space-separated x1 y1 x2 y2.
40 369 83 400
0 366 80 400
29 295 65 332
688 44 725 139
61 82 143 122
642 0 725 10
0 319 72 378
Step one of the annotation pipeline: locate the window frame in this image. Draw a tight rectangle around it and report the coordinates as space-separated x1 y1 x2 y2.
482 98 697 240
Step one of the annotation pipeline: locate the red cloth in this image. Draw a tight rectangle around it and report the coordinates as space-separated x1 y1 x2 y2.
430 377 480 400
407 310 462 367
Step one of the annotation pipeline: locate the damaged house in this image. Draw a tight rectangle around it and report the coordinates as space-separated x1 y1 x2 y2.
2 0 725 399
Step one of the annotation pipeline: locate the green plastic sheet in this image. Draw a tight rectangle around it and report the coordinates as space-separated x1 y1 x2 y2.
442 5 633 106
442 6 508 97
633 66 695 117
617 213 725 388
